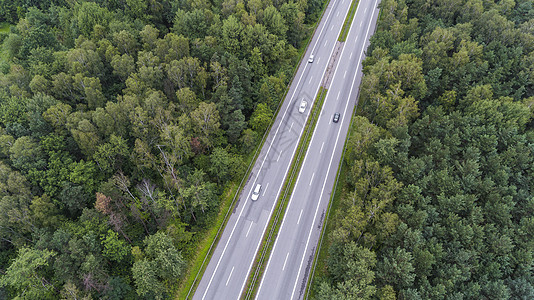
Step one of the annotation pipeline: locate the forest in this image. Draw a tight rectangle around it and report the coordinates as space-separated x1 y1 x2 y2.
314 0 534 299
0 0 324 298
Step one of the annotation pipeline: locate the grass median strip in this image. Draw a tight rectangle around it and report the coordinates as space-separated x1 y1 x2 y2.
338 0 359 42
242 87 328 299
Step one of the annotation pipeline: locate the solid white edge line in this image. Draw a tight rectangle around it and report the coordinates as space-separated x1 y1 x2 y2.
289 0 381 298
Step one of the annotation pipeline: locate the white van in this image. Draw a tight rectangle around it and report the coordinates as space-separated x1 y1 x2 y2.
251 184 262 201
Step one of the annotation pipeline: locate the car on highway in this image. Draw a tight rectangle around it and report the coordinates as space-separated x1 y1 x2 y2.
298 99 307 113
308 54 314 63
251 183 262 201
333 112 340 123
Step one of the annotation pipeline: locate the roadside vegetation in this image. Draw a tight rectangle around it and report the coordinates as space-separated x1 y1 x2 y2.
312 0 534 299
0 0 326 298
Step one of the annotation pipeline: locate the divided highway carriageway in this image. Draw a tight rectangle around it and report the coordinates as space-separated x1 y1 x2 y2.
192 0 380 298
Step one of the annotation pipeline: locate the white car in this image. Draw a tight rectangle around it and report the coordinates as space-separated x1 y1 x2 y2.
251 184 261 201
298 99 307 113
308 54 314 63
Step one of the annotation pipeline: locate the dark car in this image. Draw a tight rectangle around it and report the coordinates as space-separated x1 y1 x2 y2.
333 112 340 123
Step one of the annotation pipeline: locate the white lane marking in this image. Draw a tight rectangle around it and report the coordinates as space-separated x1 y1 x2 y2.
360 20 363 27
344 70 347 78
337 11 340 17
324 39 328 47
277 151 282 162
289 122 294 132
289 0 381 297
320 142 324 153
254 0 347 294
262 183 269 196
330 25 333 31
350 51 353 59
309 76 313 84
337 90 341 100
225 267 234 286
365 6 368 13
282 252 290 270
246 222 253 237
309 173 315 186
297 209 303 225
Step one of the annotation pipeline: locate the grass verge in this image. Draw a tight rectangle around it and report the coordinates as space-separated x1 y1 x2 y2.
242 87 328 299
338 0 359 42
0 22 10 33
176 1 332 297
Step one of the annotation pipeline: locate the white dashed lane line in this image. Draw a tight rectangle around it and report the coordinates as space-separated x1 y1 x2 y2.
226 267 234 286
282 252 290 270
246 222 253 237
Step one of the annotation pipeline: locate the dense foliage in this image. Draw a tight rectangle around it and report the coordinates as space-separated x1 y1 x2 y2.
315 0 534 299
0 0 322 298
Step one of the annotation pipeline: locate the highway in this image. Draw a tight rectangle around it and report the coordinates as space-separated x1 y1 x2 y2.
191 0 356 298
255 0 381 298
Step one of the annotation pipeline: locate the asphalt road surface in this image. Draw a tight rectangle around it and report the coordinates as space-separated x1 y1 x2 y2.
255 0 381 299
191 0 356 298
